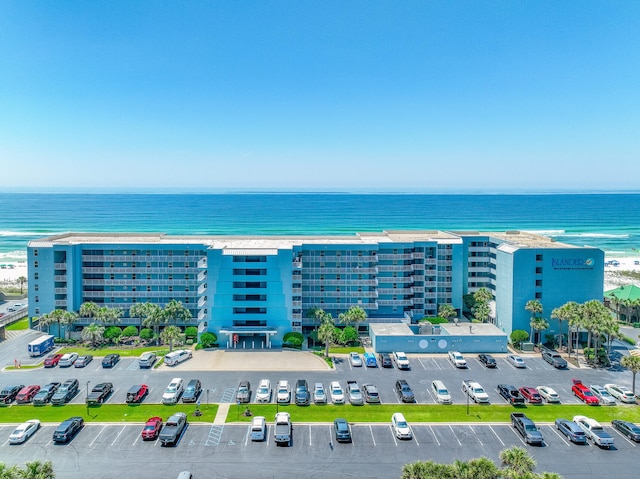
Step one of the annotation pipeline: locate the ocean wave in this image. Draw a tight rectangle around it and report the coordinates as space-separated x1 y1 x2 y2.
0 230 54 237
523 229 566 236
0 250 27 260
556 233 630 239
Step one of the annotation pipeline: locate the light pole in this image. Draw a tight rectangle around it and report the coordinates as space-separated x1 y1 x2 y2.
86 381 90 416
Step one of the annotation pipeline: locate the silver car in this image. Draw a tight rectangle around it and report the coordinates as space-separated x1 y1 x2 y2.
313 383 327 404
590 385 616 406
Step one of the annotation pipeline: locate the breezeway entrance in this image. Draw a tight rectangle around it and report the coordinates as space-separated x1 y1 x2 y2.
218 327 278 349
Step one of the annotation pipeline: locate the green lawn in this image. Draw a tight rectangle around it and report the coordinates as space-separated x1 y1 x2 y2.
0 403 218 424
5 318 30 331
226 403 640 424
57 346 169 358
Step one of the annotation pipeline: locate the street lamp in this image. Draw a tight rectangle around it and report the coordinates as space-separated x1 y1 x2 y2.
86 381 90 415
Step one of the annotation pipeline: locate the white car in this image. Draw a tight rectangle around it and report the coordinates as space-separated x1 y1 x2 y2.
8 420 40 444
330 381 345 404
162 377 184 404
349 352 363 367
604 384 636 403
255 379 272 403
276 380 291 404
448 351 467 368
393 352 410 369
58 353 78 367
507 355 526 368
590 385 617 406
313 383 327 404
536 386 560 403
391 412 412 439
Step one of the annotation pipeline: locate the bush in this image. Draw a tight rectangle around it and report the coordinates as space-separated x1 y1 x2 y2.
283 331 304 348
103 326 122 342
621 334 636 345
199 332 217 348
121 326 138 337
339 326 359 345
185 326 198 339
419 317 449 324
510 330 529 348
140 328 154 340
194 342 203 350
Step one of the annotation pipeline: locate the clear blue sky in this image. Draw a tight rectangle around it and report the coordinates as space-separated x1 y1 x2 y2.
1 1 639 192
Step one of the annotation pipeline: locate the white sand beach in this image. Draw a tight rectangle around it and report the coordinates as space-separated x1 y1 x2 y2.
0 262 28 284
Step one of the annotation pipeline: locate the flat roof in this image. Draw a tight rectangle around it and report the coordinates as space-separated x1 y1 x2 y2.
370 321 506 337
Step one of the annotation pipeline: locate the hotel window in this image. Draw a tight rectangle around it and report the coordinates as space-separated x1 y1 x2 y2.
535 267 543 274
34 284 39 291
536 254 543 261
35 308 40 315
34 273 39 280
34 261 39 268
169 286 173 292
535 280 542 286
132 274 136 280
111 274 115 280
535 292 542 299
35 296 39 303
34 249 38 256
147 286 151 292
169 263 173 268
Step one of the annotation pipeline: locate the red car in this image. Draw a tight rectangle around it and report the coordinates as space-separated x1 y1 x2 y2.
43 354 63 368
16 385 41 404
519 386 542 404
141 417 163 440
572 379 599 405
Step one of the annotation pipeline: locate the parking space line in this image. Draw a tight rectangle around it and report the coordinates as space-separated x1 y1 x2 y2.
389 425 398 446
0 440 8 448
132 430 141 447
509 426 527 445
469 426 483 446
111 425 127 447
448 425 462 446
489 426 505 446
612 429 637 447
309 425 312 446
243 425 250 446
417 358 428 370
369 425 376 446
547 425 570 447
428 425 440 446
89 425 107 448
410 426 419 446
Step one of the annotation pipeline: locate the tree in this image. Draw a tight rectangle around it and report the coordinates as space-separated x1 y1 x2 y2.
160 325 183 352
35 313 53 333
17 276 27 295
199 332 217 348
525 299 543 341
510 330 529 349
340 326 359 345
530 317 549 345
465 457 500 479
621 355 640 395
79 301 100 320
121 325 139 337
401 460 455 479
97 306 122 326
474 287 493 304
184 326 198 340
20 460 56 479
60 311 79 340
139 328 154 340
581 300 612 356
131 302 163 344
499 446 536 478
568 303 585 361
338 305 367 329
438 304 457 322
81 323 105 347
103 326 122 342
551 301 580 351
317 311 336 357
472 288 493 323
283 331 304 348
48 309 67 338
163 299 192 325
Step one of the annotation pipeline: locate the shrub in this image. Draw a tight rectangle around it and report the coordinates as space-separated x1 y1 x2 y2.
103 326 122 342
184 326 198 339
339 326 359 345
621 334 636 346
419 317 449 324
140 328 154 340
199 332 217 348
510 330 529 348
194 342 203 350
283 331 304 348
121 325 138 337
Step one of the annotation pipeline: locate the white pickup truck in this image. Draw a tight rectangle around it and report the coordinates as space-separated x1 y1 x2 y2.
274 412 292 446
573 415 614 448
462 379 490 403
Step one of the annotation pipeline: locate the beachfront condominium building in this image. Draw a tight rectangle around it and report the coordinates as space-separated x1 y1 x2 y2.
27 230 603 347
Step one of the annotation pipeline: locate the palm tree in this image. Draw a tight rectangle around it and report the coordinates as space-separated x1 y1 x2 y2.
337 305 367 329
466 456 500 479
473 301 491 323
621 355 640 395
131 302 163 340
97 306 122 326
35 313 52 333
582 300 612 359
438 304 457 322
530 317 549 345
60 311 79 340
17 276 27 295
401 460 454 479
499 446 536 478
551 301 579 351
20 460 55 479
48 309 67 338
525 299 543 341
160 325 183 352
79 301 100 320
81 323 105 348
317 311 336 358
568 304 585 362
473 287 493 304
162 299 192 325
0 463 19 479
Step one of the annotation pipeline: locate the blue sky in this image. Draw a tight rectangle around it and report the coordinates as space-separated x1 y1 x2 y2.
1 1 639 192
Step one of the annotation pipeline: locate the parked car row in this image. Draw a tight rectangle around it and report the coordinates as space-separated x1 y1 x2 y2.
40 349 191 370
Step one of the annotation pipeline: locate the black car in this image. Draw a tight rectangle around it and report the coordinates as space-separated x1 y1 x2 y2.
74 355 93 368
86 382 113 405
612 420 640 442
395 379 416 403
51 379 80 405
478 354 497 368
236 381 251 404
497 384 525 405
378 353 393 368
53 417 84 443
182 379 202 403
102 354 120 368
334 418 351 443
295 379 310 406
33 382 61 405
0 385 24 404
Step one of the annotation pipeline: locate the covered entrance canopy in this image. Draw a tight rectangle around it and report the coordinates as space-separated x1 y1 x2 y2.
219 326 278 349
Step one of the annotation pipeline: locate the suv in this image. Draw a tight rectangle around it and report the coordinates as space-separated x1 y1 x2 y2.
395 379 416 403
182 379 202 403
378 353 393 368
162 378 184 404
236 381 251 403
276 380 291 404
138 352 157 369
33 382 60 405
102 354 120 368
295 379 310 405
478 354 497 368
572 379 599 405
53 417 84 443
16 385 41 404
313 383 327 404
126 384 149 404
255 379 272 403
51 379 79 405
393 352 410 370
363 384 380 403
0 385 25 404
448 351 467 368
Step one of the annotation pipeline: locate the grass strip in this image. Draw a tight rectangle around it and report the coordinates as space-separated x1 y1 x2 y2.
5 318 30 331
57 346 169 358
0 403 217 424
225 403 640 424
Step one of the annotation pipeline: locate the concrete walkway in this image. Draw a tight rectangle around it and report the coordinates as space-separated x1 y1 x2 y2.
213 403 230 425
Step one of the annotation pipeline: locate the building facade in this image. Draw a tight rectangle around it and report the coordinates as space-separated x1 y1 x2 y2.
27 230 603 348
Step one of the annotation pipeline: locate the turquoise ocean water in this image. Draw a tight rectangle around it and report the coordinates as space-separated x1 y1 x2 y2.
0 193 639 263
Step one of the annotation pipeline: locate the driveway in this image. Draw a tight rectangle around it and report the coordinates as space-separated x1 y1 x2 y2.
163 349 332 371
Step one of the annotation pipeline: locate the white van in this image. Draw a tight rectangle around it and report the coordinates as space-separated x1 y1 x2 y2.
164 349 192 366
431 380 452 404
250 416 266 441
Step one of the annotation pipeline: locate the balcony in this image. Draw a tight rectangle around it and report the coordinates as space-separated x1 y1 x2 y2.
82 267 194 274
292 287 302 295
54 263 67 270
198 284 207 295
438 260 453 267
54 288 67 294
303 302 378 311
377 264 411 272
377 254 412 260
411 252 425 259
411 275 425 282
54 275 67 282
198 271 208 282
411 263 425 271
303 267 378 274
424 258 437 265
378 288 413 295
378 299 413 306
292 300 302 308
198 297 207 308
55 300 67 307
197 258 207 269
